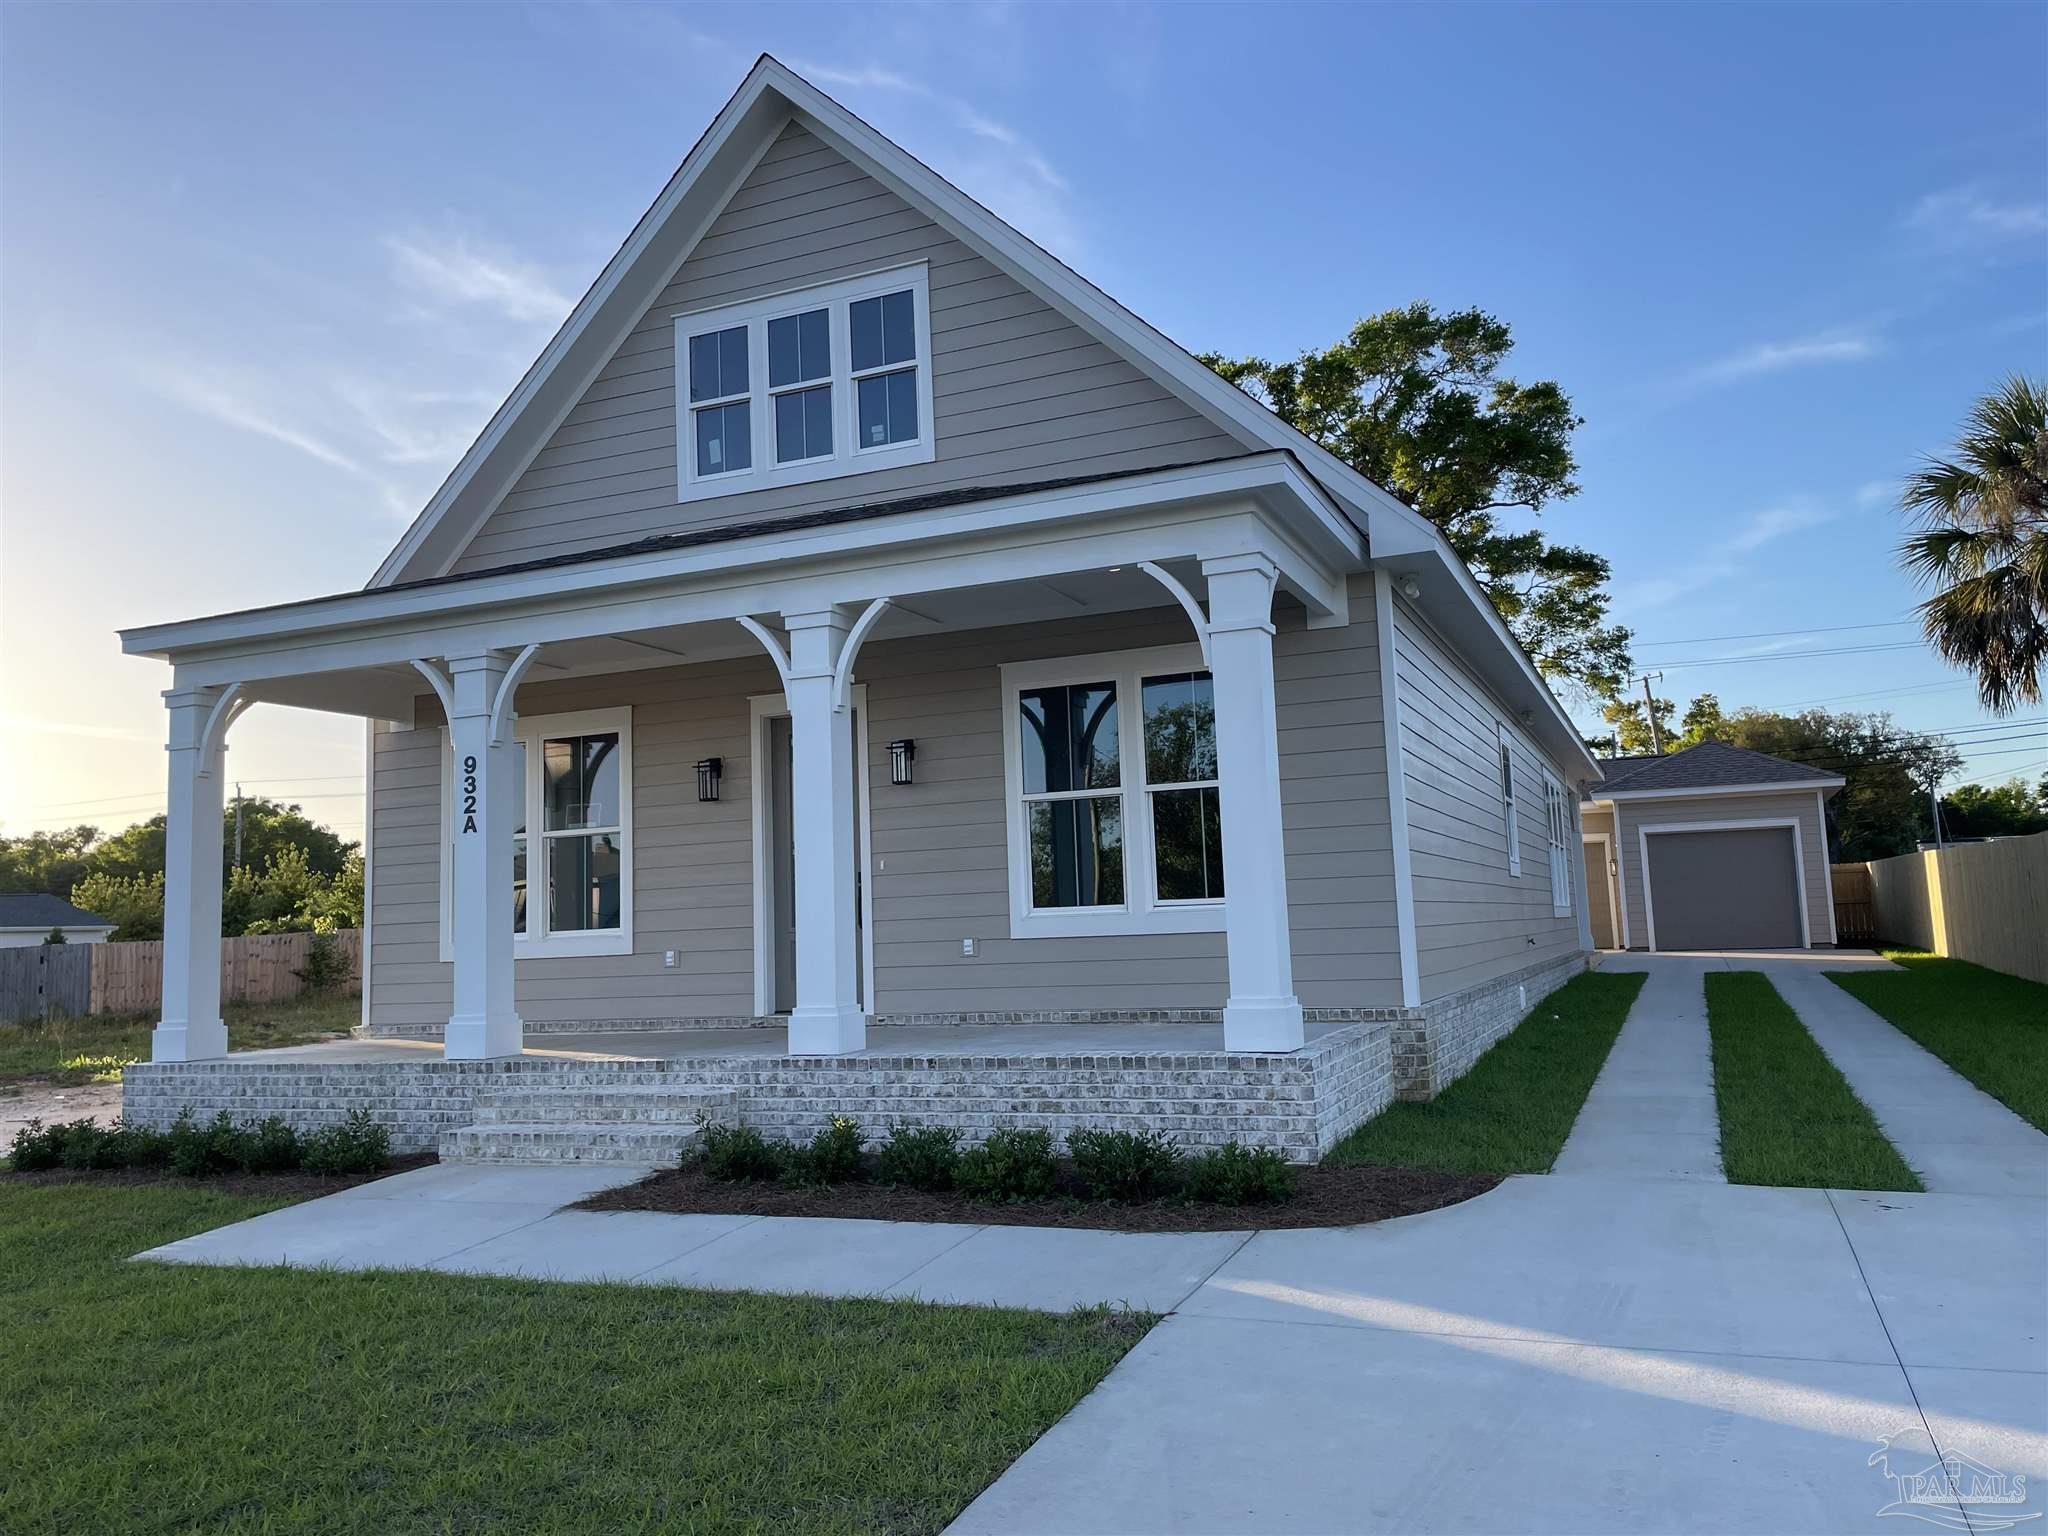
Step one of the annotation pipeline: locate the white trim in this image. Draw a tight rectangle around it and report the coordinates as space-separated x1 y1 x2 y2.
749 686 874 1017
1597 777 1844 803
1817 787 1839 945
998 642 1226 940
1136 561 1213 669
1637 816 1810 952
1373 576 1420 1007
832 598 891 711
1497 722 1522 878
438 705 635 960
487 643 543 745
673 263 935 503
1579 830 1625 949
1543 772 1572 916
360 717 375 1032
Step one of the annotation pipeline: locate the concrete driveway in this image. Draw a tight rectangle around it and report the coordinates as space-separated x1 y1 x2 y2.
949 1174 2047 1534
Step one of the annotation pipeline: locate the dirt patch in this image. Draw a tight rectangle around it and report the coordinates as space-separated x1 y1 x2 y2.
0 1080 124 1147
0 1152 439 1200
577 1162 1501 1232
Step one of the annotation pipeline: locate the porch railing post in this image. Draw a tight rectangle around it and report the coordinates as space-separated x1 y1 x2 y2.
442 652 523 1059
1202 553 1306 1052
783 608 866 1055
155 686 233 1061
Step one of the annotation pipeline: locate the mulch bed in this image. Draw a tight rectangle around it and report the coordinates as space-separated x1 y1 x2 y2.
0 1152 438 1200
578 1162 1502 1232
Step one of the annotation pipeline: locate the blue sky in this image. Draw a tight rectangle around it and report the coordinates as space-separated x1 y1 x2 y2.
3 0 2043 846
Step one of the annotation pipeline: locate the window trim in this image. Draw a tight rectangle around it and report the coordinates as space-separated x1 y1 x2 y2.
439 706 634 960
672 262 934 504
1000 643 1226 939
1497 723 1522 877
1544 774 1573 915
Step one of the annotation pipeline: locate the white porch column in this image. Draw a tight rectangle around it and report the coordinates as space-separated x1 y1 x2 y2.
442 652 523 1059
1202 553 1305 1052
784 608 865 1055
154 687 233 1062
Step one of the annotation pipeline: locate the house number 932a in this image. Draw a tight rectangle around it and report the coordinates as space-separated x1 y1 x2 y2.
460 755 479 834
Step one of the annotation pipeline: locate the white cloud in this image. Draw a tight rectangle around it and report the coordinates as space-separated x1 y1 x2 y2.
1610 498 1835 613
1723 500 1835 554
1907 185 2048 243
1684 330 1879 388
141 365 364 476
1854 480 1894 509
386 235 573 324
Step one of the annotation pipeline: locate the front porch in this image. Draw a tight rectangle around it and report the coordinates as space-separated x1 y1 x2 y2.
121 1016 1396 1163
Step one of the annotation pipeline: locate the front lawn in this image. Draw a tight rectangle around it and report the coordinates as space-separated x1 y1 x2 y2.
1324 969 1647 1174
1829 953 2048 1134
0 993 358 1092
0 1182 1149 1534
1705 972 1921 1191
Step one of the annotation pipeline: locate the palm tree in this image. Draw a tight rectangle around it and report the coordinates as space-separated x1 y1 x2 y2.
1897 375 2048 713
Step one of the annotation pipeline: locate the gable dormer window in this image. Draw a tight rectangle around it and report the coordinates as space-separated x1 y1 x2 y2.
674 263 933 503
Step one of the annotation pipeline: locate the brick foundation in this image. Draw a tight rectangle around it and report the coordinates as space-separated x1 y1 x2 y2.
1390 951 1588 1100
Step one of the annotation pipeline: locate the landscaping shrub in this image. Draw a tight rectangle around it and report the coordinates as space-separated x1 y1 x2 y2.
242 1116 305 1175
169 1110 255 1178
875 1123 962 1192
1067 1128 1184 1203
1183 1141 1297 1205
8 1118 70 1172
956 1128 1057 1202
10 1117 175 1173
294 930 353 994
697 1122 789 1183
785 1116 865 1186
299 1110 391 1176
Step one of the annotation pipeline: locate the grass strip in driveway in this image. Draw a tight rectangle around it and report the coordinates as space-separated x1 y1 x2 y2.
1828 953 2048 1135
0 1182 1150 1535
1324 969 1647 1174
1706 971 1921 1191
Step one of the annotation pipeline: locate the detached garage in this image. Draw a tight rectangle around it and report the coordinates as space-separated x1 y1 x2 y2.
1579 742 1843 952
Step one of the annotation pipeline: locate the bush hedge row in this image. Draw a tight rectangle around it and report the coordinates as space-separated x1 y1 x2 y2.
696 1118 1297 1205
8 1108 391 1178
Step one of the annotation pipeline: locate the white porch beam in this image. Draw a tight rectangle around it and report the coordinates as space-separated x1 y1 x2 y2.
782 608 866 1055
155 685 240 1062
435 652 524 1059
1202 553 1306 1052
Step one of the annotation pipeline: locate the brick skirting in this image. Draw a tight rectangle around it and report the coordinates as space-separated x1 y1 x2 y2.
1389 951 1589 1101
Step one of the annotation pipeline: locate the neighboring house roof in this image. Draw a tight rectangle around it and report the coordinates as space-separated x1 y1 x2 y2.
0 893 115 931
352 53 1596 780
1588 740 1845 798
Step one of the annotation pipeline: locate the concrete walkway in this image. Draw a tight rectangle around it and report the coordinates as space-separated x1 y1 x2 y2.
134 1162 1253 1313
950 1176 2048 1534
1760 961 2048 1198
1552 955 1724 1181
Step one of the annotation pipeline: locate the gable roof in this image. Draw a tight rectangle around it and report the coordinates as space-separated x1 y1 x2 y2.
1591 740 1845 798
362 55 1596 778
0 893 115 931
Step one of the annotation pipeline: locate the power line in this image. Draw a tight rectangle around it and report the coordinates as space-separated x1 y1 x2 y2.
1650 641 1928 672
1633 620 1916 649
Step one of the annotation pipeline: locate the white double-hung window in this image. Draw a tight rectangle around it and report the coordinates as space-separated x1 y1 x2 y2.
1000 644 1227 938
1544 776 1573 914
674 263 934 502
440 707 634 959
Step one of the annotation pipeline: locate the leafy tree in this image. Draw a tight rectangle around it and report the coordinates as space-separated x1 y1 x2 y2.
69 871 166 942
0 826 101 896
44 927 66 945
1203 302 1633 698
86 797 353 885
1683 705 1962 859
1896 374 2048 713
1940 778 2048 838
1595 694 1674 755
1678 693 1725 745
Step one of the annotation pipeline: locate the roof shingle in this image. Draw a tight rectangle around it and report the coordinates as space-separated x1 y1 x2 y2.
0 892 116 931
1591 740 1842 796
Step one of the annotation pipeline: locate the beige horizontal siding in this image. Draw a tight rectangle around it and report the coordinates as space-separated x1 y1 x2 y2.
1390 597 1585 1000
365 585 1401 1027
1610 788 1834 949
446 119 1245 575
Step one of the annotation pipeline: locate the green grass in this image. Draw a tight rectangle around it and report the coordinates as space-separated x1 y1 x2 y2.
0 993 358 1092
1325 969 1648 1173
0 1181 1150 1534
1829 952 2048 1135
1706 971 1921 1191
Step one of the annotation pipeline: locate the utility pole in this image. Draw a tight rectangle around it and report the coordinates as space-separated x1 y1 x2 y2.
1929 780 1944 850
233 783 245 870
1635 671 1666 755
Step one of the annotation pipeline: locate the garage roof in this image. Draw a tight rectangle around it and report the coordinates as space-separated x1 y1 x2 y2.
1592 740 1844 797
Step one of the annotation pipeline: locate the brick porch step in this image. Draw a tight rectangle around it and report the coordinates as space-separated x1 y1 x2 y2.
438 1120 705 1165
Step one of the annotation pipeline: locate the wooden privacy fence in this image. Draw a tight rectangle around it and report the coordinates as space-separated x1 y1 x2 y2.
0 943 93 1022
1829 864 1877 945
1842 832 2048 984
0 930 363 1022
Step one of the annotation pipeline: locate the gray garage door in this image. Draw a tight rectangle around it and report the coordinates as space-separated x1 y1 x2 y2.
1645 827 1803 950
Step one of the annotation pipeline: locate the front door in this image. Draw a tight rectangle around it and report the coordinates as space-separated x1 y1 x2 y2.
756 695 870 1015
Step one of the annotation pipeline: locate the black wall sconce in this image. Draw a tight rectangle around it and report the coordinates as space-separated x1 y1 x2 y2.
888 739 916 786
695 757 723 802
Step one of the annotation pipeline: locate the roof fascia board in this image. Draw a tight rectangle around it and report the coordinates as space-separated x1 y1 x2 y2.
366 63 789 588
125 456 1341 660
1593 778 1846 803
